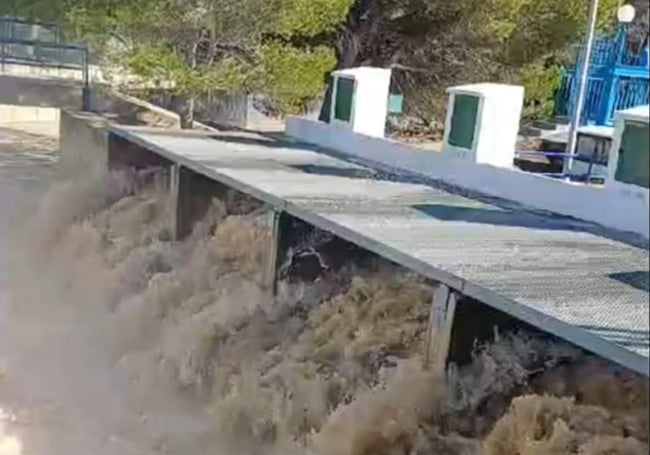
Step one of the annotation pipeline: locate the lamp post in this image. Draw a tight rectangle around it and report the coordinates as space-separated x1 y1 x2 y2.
617 4 636 23
565 3 637 176
595 5 636 125
564 0 600 176
615 4 636 63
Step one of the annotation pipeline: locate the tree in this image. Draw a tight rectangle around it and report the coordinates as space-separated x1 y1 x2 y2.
6 0 643 126
95 0 352 127
3 0 350 127
628 0 649 49
322 0 623 121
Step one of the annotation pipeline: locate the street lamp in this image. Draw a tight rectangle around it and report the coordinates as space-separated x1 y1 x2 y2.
564 0 600 176
615 5 635 64
563 2 637 176
617 4 636 24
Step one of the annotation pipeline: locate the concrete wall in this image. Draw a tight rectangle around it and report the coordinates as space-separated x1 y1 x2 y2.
2 63 90 82
136 90 284 131
0 75 77 137
286 116 650 239
58 110 110 178
0 69 282 132
142 90 248 128
0 74 183 171
0 74 84 110
91 89 181 128
0 73 182 127
58 90 184 177
1 62 141 86
0 104 60 136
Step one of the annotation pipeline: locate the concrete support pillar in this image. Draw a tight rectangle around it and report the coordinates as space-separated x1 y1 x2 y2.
170 163 182 239
263 209 282 295
171 164 228 240
424 284 457 375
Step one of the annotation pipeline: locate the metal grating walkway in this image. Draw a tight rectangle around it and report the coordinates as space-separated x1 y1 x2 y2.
109 126 650 376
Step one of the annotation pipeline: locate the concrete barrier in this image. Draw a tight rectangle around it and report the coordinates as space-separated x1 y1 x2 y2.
1 62 143 87
0 74 83 110
0 69 277 132
0 104 60 136
58 89 191 177
0 72 181 126
92 88 181 128
0 77 186 161
286 116 649 239
58 110 110 178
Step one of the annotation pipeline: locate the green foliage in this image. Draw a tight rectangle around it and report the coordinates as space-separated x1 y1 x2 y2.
125 45 182 85
256 42 336 114
0 0 66 23
44 0 345 116
276 0 354 36
6 0 639 123
480 0 621 65
474 0 622 120
520 61 563 120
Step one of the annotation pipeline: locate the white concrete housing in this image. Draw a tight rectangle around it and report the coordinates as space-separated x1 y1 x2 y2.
329 67 391 138
605 105 649 209
443 83 524 168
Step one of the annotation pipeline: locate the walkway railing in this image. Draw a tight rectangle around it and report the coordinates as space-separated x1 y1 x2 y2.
0 16 91 109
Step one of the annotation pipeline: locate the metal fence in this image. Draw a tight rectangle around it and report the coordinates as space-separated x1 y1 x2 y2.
555 35 649 126
555 72 649 125
0 16 91 109
0 16 88 72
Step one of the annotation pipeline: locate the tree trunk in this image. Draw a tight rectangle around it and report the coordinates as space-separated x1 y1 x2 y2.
177 36 200 129
318 0 372 121
174 93 195 129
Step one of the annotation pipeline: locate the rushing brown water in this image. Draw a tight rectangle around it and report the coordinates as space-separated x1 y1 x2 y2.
1 151 648 454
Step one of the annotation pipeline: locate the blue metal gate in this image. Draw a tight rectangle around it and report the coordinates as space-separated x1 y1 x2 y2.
555 31 649 126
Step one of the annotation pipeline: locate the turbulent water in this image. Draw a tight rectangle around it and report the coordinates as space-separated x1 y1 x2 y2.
1 136 648 454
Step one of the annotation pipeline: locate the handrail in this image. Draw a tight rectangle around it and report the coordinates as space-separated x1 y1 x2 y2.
0 36 87 52
0 16 58 29
556 30 649 126
0 24 91 110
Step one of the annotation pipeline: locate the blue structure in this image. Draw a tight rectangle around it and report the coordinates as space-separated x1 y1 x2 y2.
555 25 649 126
0 16 91 110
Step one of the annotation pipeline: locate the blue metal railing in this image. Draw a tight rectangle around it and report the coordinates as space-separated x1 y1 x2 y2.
0 16 88 69
555 32 649 126
556 72 649 125
0 36 89 70
0 16 59 42
0 16 91 109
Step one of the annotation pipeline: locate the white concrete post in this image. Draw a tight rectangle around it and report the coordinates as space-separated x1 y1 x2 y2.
264 209 282 295
424 284 457 375
169 163 181 240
